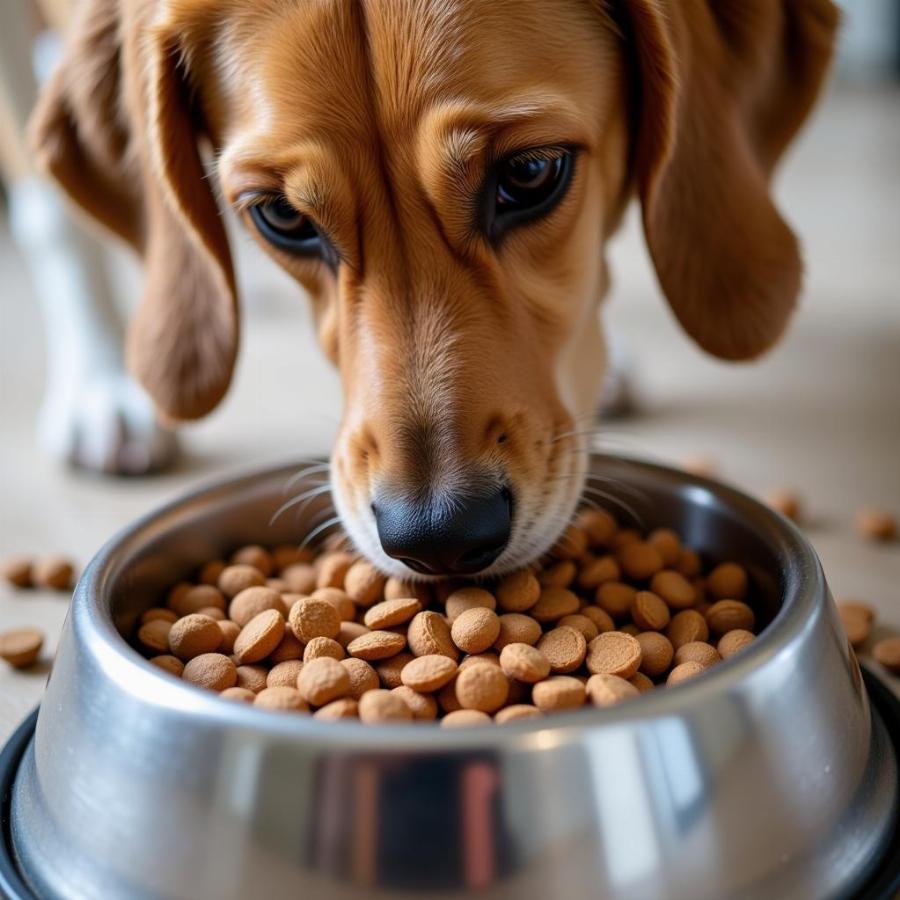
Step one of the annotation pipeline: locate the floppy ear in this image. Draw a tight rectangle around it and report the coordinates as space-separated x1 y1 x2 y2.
621 0 839 359
29 0 237 420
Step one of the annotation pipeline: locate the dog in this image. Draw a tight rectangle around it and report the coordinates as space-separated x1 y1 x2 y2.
30 0 838 579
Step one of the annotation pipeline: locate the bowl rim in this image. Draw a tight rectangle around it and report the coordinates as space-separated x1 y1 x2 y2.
71 452 828 751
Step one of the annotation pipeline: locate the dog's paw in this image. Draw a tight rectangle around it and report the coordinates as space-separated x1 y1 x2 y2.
38 373 177 475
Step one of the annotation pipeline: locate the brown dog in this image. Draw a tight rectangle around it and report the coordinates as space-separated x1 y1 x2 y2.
30 0 838 579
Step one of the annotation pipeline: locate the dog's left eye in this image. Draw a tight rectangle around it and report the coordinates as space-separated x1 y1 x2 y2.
249 196 324 256
486 147 574 240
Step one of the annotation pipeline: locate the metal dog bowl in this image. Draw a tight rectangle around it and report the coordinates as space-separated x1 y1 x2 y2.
1 454 898 900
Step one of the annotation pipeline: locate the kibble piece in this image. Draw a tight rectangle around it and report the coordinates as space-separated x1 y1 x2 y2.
1 556 32 588
838 606 871 649
150 654 184 677
235 664 269 693
495 704 542 724
281 563 317 594
666 610 710 649
375 652 415 689
170 584 225 617
384 578 432 604
455 664 509 712
496 570 541 612
674 641 722 668
764 488 802 521
358 689 414 723
229 586 285 627
540 560 577 588
596 582 637 619
337 621 370 648
635 632 674 678
667 661 706 685
272 544 306 571
576 555 620 590
0 628 44 668
717 629 755 659
706 562 748 601
494 613 542 650
267 660 305 688
234 609 285 664
442 710 493 728
142 608 178 626
576 508 617 546
855 507 897 542
196 559 225 585
407 611 458 660
310 588 356 622
557 614 599 643
586 673 640 707
32 557 75 591
647 528 681 567
499 643 551 683
168 614 222 661
340 657 380 698
254 686 309 712
303 636 345 662
582 606 615 634
401 655 458 692
586 631 642 679
183 653 237 691
459 652 500 671
392 685 438 720
343 560 387 606
220 687 256 703
532 676 586 711
167 582 192 610
649 570 696 611
531 587 580 623
364 597 422 629
437 680 462 713
837 600 875 623
138 619 173 654
680 455 718 477
314 698 359 720
217 620 241 655
231 544 274 576
348 627 407 660
289 597 341 643
706 600 755 636
451 607 501 654
873 638 900 674
676 549 702 578
631 591 671 631
269 629 304 662
628 672 654 694
551 525 589 560
218 564 266 598
537 627 587 674
617 542 665 581
444 588 496 622
316 552 356 590
297 657 352 706
197 606 225 621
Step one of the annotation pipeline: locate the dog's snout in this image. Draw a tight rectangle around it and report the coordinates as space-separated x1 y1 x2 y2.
373 487 512 576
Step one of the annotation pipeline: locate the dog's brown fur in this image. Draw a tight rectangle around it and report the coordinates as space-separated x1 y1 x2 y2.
30 0 838 575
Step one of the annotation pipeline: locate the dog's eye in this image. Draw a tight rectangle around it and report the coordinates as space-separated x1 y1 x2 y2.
249 196 323 256
487 148 574 240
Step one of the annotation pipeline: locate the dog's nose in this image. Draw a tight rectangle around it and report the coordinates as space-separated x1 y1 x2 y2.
373 487 512 576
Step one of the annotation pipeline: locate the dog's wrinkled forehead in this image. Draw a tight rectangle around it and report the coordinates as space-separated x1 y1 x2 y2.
201 0 611 156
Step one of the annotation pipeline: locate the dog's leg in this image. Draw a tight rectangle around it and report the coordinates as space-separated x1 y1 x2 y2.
1 20 176 475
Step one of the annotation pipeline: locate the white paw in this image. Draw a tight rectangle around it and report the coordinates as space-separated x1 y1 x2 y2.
38 372 177 475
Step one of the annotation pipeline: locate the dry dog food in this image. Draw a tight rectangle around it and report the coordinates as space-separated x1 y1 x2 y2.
130 506 775 726
1 555 75 591
0 627 44 668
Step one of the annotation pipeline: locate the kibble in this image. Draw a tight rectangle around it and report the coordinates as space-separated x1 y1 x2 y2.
131 503 774 723
873 638 900 674
31 556 75 591
0 628 44 668
1 556 33 588
855 507 896 542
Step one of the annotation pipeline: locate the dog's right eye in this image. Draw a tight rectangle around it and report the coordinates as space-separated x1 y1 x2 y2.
249 196 324 257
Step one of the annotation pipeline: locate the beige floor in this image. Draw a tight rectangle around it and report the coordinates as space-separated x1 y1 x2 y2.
1 85 898 743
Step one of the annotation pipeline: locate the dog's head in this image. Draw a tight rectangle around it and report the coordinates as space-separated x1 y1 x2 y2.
32 0 837 578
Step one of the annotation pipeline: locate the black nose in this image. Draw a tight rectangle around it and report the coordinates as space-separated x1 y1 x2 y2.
373 487 512 576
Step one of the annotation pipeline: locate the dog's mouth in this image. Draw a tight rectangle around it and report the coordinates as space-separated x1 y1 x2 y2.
329 433 589 581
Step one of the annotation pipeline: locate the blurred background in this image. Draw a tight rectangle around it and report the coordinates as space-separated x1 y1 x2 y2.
1 0 898 738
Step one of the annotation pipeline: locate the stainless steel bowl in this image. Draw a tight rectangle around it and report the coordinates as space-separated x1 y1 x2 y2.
3 454 898 900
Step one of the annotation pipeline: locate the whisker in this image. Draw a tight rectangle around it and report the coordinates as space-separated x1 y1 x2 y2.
580 485 646 528
282 462 332 493
268 483 334 527
300 514 344 550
